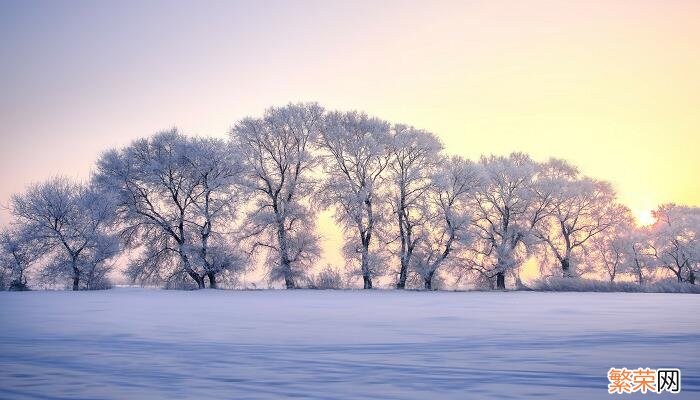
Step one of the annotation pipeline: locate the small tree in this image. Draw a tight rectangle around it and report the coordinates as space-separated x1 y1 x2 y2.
10 177 119 290
0 227 44 290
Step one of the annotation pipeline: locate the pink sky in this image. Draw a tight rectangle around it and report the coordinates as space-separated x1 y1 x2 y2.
1 0 698 246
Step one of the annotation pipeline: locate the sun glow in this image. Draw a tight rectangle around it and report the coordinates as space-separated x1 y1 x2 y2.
634 209 656 227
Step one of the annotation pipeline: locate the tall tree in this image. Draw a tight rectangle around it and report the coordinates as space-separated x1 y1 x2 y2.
387 125 442 289
231 103 323 288
468 153 546 289
182 137 246 288
319 111 392 289
95 130 243 289
413 156 481 289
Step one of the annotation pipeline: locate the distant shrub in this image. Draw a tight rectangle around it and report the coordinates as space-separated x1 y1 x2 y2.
645 279 700 294
531 276 700 293
85 277 113 290
164 279 200 290
307 266 345 289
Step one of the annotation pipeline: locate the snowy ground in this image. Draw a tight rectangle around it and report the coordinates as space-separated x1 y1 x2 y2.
0 288 698 399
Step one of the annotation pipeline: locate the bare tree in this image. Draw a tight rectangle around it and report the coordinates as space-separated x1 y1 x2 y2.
387 125 443 289
231 103 323 288
318 111 392 289
10 177 119 290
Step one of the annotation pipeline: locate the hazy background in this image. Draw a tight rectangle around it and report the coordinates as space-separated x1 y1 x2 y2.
1 0 698 273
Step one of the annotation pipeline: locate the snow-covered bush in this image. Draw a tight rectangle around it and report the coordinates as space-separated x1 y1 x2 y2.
645 279 700 294
307 266 345 289
531 276 700 293
532 277 642 292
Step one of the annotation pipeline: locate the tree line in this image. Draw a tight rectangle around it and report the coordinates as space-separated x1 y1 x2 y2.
1 103 698 291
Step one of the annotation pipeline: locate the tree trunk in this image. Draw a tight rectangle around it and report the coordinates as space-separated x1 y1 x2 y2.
207 272 217 289
397 267 407 289
397 280 406 289
361 243 372 289
496 272 505 290
635 261 644 285
561 258 572 278
183 268 205 289
285 276 296 289
178 246 206 289
424 271 435 290
72 261 80 291
276 217 295 289
688 270 696 285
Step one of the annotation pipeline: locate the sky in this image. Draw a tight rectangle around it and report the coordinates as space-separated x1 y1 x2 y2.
1 0 699 271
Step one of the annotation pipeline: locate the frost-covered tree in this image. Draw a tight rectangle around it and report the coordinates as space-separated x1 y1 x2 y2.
95 130 244 289
231 103 323 288
413 156 481 289
319 111 392 289
648 204 699 283
533 159 626 278
589 212 657 284
96 130 202 288
467 153 546 289
181 137 246 288
10 177 119 290
591 227 629 282
624 229 654 285
0 227 44 290
387 125 443 289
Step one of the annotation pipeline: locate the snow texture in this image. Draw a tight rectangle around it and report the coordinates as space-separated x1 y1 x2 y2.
1 288 698 399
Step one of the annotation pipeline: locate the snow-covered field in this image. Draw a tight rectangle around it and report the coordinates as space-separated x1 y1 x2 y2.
0 288 698 399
